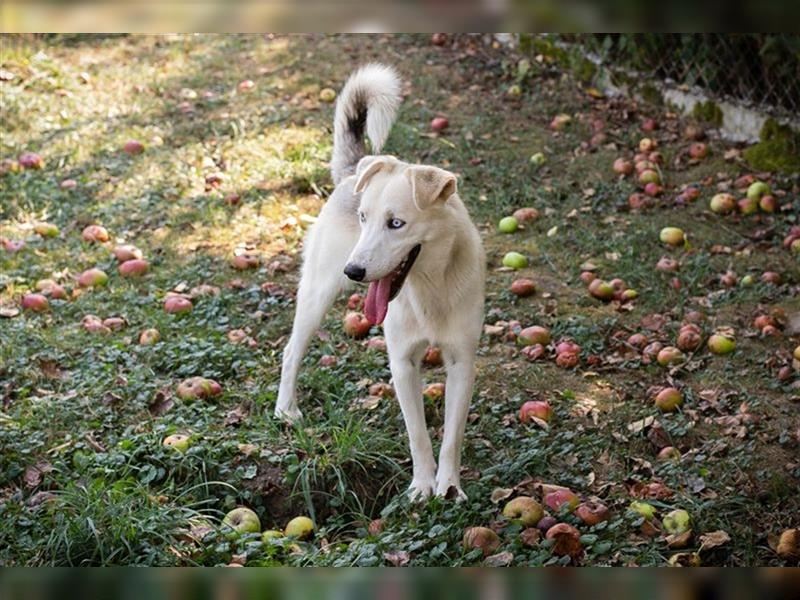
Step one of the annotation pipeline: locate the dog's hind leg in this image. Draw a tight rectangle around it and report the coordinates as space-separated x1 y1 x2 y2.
275 216 354 422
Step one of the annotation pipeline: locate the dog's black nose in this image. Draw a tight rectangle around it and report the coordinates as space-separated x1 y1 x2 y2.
344 263 366 282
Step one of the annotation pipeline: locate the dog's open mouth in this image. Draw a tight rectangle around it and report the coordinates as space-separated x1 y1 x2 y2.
364 244 421 325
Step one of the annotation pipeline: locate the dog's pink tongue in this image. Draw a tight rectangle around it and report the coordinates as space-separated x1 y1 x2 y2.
364 274 393 325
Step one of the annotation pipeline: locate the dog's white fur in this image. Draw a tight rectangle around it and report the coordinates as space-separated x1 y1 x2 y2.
276 64 485 501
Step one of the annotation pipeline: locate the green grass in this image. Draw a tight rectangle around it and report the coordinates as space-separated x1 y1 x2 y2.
1 34 799 567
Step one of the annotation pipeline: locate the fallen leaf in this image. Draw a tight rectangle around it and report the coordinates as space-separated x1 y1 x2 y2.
484 551 514 566
490 487 513 504
148 389 174 417
383 550 410 566
699 530 730 552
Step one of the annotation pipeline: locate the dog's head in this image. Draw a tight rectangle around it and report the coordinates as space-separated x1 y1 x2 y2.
344 155 457 324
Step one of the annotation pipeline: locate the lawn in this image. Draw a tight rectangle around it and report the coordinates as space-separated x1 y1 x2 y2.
1 33 798 567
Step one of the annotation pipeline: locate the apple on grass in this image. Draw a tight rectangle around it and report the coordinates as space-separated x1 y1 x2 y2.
113 245 143 262
162 434 191 452
343 312 371 339
663 509 691 535
629 501 656 520
177 377 222 401
510 278 536 297
139 328 160 345
544 489 579 513
462 527 500 557
82 225 109 243
223 507 261 536
654 387 683 412
659 227 685 247
545 523 583 558
284 516 314 540
502 252 528 270
517 326 551 346
34 222 59 238
22 293 49 312
502 497 544 526
498 216 518 233
576 502 610 526
119 259 149 276
746 181 770 202
164 296 192 314
519 400 552 423
77 268 109 288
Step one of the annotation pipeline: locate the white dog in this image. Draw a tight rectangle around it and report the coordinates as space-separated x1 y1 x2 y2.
275 64 485 501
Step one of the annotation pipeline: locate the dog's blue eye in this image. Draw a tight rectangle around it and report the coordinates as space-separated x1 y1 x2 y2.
388 218 405 229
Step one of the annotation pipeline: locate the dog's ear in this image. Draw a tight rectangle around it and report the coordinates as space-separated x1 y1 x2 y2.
406 165 457 210
354 156 395 194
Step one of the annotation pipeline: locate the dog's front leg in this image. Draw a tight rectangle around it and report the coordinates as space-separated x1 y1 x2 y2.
435 351 475 501
390 344 437 501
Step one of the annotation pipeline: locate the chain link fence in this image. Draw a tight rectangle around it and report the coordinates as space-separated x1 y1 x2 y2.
518 34 800 140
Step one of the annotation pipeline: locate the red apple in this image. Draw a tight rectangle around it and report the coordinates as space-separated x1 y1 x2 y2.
510 278 536 297
544 489 579 513
519 400 552 423
579 271 596 284
628 193 651 210
676 329 702 352
231 254 259 270
512 207 539 222
688 142 708 159
656 257 679 272
368 382 394 398
423 346 443 366
521 344 546 361
431 33 447 46
177 377 222 400
238 79 255 91
82 225 109 243
347 293 363 310
343 311 371 339
82 314 109 333
164 295 193 314
588 279 615 301
545 523 583 558
423 382 445 401
113 244 143 262
119 259 149 276
576 502 610 526
613 158 633 176
21 293 49 312
103 316 126 331
761 271 782 285
430 117 449 132
641 118 658 132
758 195 777 213
627 333 648 349
644 182 662 197
19 152 44 169
123 140 144 155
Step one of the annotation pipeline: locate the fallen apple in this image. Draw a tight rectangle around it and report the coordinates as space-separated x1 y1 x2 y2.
319 355 337 367
463 526 501 557
231 253 259 270
641 118 658 132
163 434 190 452
119 259 149 276
656 346 685 367
753 315 775 330
34 222 59 238
555 340 581 356
164 296 193 314
223 507 261 535
430 116 449 132
576 502 610 526
423 382 445 401
676 329 702 352
668 552 702 567
82 225 109 243
512 207 539 222
510 278 536 297
663 509 691 535
430 33 447 46
708 333 736 355
544 489 579 513
555 352 580 368
529 152 546 166
284 516 314 540
82 315 109 333
627 333 648 349
518 326 551 346
761 271 782 285
659 227 685 247
709 192 736 214
123 140 144 155
793 345 800 361
720 271 738 287
502 252 528 270
628 193 651 210
139 328 160 345
319 87 336 103
775 529 800 560
368 382 394 398
654 387 684 412
261 530 284 542
579 271 596 284
521 344 545 361
177 377 222 400
629 501 656 520
657 446 681 461
537 516 557 534
103 317 125 331
746 181 770 202
613 158 634 176
688 142 708 159
550 114 571 131
657 257 679 272
503 496 544 526
347 293 363 310
588 279 615 301
644 182 662 197
19 152 44 169
77 268 109 288
737 197 758 215
61 178 77 189
112 244 143 262
507 84 522 99
759 195 777 213
642 341 663 363
638 138 656 152
35 279 68 299
21 293 49 312
422 346 443 366
545 523 583 558
519 400 552 423
238 79 255 91
343 311 371 338
498 216 518 233
638 169 660 185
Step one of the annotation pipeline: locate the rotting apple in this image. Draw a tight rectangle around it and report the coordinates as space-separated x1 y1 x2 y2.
759 195 777 213
163 434 191 452
82 225 109 243
613 158 633 176
462 527 501 557
761 271 782 285
544 489 579 513
319 87 336 103
34 222 59 238
638 138 657 152
663 509 691 535
688 142 708 159
423 346 443 366
629 501 656 520
709 193 735 214
521 344 546 361
19 152 44 169
164 296 193 314
657 446 681 461
657 257 679 272
512 207 539 222
545 523 583 559
576 502 610 526
423 382 445 401
657 347 685 366
139 328 160 345
112 244 143 262
549 114 572 131
737 197 758 215
231 253 259 270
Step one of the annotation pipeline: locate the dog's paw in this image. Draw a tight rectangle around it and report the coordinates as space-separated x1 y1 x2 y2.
407 477 436 502
435 483 467 502
274 405 303 423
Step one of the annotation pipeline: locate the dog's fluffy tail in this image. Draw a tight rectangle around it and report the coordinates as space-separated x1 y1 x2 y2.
331 64 402 185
